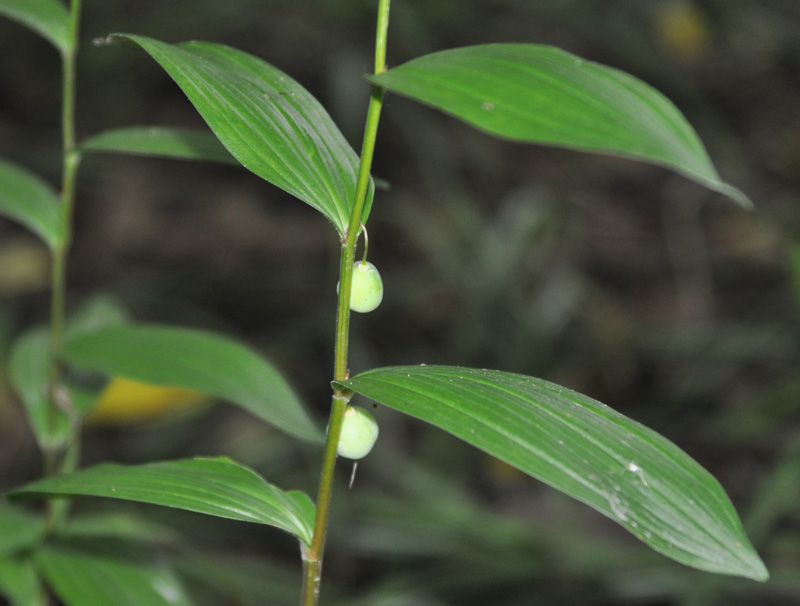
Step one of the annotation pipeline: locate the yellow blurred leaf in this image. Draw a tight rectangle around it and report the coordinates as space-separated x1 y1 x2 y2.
0 238 49 296
86 377 208 426
656 1 710 63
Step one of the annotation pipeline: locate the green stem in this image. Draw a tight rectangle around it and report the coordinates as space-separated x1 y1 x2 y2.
301 1 390 604
50 0 82 365
45 0 83 533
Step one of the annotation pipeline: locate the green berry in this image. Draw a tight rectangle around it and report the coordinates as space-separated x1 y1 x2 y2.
347 261 383 313
337 406 379 460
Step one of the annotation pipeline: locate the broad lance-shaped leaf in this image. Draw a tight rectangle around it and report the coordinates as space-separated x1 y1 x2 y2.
64 323 323 443
10 457 316 547
80 126 239 165
369 44 750 207
0 158 63 249
108 34 374 235
335 366 768 581
0 0 69 54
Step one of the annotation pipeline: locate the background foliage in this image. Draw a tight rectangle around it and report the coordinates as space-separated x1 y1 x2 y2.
1 0 799 604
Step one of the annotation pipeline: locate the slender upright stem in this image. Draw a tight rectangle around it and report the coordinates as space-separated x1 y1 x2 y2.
45 0 83 533
301 1 391 604
49 0 82 360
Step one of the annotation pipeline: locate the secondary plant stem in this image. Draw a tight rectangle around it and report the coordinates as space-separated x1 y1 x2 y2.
45 0 83 534
301 1 390 604
50 0 82 360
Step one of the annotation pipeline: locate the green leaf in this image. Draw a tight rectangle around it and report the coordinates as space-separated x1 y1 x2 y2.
335 365 768 581
0 158 63 249
63 512 182 545
8 327 72 450
0 503 44 557
34 537 193 606
60 296 130 418
0 554 45 606
174 552 301 606
63 323 322 443
64 294 129 342
10 457 316 546
110 34 373 235
0 0 69 54
370 44 750 206
80 126 239 165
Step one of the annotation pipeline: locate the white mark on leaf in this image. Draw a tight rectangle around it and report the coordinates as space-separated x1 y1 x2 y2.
626 461 649 487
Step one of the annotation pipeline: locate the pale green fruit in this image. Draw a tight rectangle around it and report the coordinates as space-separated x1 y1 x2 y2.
337 406 379 460
348 261 383 313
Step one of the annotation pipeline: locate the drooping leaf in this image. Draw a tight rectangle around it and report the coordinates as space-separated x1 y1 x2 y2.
0 158 63 249
8 327 72 450
34 537 194 606
0 0 69 54
11 457 316 546
80 126 238 165
335 365 768 581
370 44 750 206
63 323 322 443
108 34 373 235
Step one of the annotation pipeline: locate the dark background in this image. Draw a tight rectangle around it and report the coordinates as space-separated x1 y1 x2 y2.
1 1 799 604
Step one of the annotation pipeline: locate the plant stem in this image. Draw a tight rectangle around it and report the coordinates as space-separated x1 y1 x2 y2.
50 0 82 360
301 1 391 604
45 0 83 533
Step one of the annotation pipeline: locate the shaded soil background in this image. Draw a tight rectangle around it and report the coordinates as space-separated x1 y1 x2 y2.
1 0 799 604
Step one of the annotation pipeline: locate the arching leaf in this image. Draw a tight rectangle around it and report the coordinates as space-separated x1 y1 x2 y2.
64 323 322 444
10 457 315 546
370 44 749 206
336 365 768 581
0 159 62 249
0 0 69 54
110 34 373 235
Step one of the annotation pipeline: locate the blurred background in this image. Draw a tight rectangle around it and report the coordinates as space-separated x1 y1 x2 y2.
1 0 799 604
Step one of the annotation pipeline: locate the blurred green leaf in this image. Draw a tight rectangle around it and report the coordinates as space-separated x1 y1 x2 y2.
11 457 316 546
0 158 63 249
0 0 69 54
34 537 193 606
0 554 45 606
175 552 301 606
80 126 239 165
63 323 322 443
8 327 71 450
335 365 768 581
0 503 44 556
63 512 182 545
370 44 750 206
788 244 800 309
110 34 374 235
62 295 130 417
64 294 129 342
